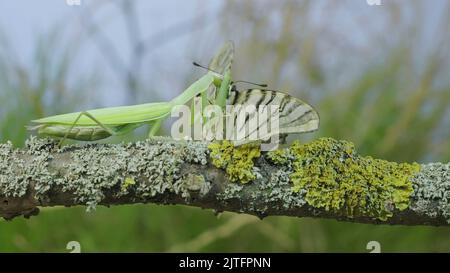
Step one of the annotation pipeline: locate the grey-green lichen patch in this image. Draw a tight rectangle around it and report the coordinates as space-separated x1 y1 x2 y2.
58 139 212 210
410 162 450 222
253 149 307 212
24 136 58 155
184 141 209 165
261 169 307 209
24 137 64 203
217 158 306 216
1 137 213 213
217 183 244 201
60 143 131 211
0 137 61 200
0 141 28 197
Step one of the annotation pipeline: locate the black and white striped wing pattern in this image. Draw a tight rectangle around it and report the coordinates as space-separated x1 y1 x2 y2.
208 41 234 75
226 89 320 143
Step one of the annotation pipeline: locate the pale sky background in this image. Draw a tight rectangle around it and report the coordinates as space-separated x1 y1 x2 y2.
0 0 448 109
0 0 224 106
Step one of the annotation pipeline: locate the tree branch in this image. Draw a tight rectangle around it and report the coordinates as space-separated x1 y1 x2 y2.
0 136 448 226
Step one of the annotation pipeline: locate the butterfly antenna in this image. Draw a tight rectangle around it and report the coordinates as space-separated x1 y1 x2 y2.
233 80 268 88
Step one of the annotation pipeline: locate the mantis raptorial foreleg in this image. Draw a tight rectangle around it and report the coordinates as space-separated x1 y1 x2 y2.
215 71 232 110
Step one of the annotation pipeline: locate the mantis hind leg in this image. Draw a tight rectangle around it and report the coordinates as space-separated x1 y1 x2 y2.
59 111 118 147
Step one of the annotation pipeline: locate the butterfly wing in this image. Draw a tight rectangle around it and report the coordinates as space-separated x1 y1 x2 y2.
226 89 319 144
208 41 235 75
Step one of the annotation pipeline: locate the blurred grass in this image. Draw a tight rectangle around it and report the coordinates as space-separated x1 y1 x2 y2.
0 0 449 252
0 27 98 146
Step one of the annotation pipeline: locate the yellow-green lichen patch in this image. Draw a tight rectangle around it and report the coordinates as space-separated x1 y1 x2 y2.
266 148 292 165
289 138 420 220
121 176 136 192
208 141 261 184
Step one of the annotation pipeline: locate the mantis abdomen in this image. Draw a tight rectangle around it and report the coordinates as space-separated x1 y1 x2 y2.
35 124 112 141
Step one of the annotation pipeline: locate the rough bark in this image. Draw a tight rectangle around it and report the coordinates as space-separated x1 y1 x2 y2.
0 136 449 226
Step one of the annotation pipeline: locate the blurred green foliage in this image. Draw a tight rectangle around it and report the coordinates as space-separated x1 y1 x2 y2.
0 0 449 252
0 28 99 146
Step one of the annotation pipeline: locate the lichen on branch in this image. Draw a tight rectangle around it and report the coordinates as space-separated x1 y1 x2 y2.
0 136 449 226
269 138 419 220
208 140 261 183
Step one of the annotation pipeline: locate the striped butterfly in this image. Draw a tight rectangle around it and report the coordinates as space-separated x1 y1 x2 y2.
194 41 319 147
223 87 320 147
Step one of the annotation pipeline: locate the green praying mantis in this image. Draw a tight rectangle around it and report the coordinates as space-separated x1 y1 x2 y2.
29 41 320 146
29 42 234 144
